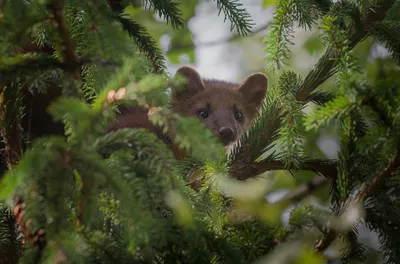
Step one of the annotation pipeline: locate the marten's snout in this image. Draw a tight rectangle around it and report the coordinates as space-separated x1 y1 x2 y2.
219 127 234 138
219 127 235 145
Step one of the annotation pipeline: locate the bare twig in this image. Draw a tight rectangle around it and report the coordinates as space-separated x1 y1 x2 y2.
272 176 330 205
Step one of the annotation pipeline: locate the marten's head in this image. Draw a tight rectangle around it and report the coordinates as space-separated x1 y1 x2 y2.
171 66 268 147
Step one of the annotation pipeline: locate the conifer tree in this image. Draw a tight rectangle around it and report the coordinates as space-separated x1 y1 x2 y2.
1 0 400 263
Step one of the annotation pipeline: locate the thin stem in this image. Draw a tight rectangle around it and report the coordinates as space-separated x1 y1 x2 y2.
272 176 330 205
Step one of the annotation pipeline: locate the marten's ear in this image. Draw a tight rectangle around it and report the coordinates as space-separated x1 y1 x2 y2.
237 73 268 109
172 66 205 98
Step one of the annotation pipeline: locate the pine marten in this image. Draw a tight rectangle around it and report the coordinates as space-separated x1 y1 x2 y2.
10 66 268 162
105 66 268 160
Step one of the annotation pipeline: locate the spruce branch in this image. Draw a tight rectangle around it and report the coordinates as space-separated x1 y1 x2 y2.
0 54 111 76
214 0 254 36
14 42 55 56
255 159 337 179
264 0 321 70
0 205 21 264
295 0 396 101
340 229 367 263
0 83 22 263
168 22 270 52
107 0 166 74
370 20 400 64
353 151 400 203
141 0 185 29
229 156 337 181
363 189 400 264
119 18 166 74
314 151 400 253
306 90 335 106
0 84 22 172
315 229 336 252
272 176 330 205
264 0 296 71
1 55 64 74
228 96 337 181
48 0 82 87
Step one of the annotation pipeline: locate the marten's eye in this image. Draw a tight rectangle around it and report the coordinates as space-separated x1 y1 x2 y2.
198 109 209 119
234 109 243 121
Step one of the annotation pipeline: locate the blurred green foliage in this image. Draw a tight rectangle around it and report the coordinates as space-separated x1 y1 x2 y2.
1 0 400 263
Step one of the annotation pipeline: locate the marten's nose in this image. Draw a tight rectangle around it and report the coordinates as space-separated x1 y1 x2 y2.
219 127 234 140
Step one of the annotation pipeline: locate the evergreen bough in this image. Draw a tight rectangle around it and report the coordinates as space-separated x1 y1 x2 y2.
1 0 400 263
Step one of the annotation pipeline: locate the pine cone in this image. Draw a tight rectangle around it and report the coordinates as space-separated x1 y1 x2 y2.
13 196 46 249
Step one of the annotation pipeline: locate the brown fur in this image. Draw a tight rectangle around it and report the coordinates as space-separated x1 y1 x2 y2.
106 66 268 159
172 66 268 146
